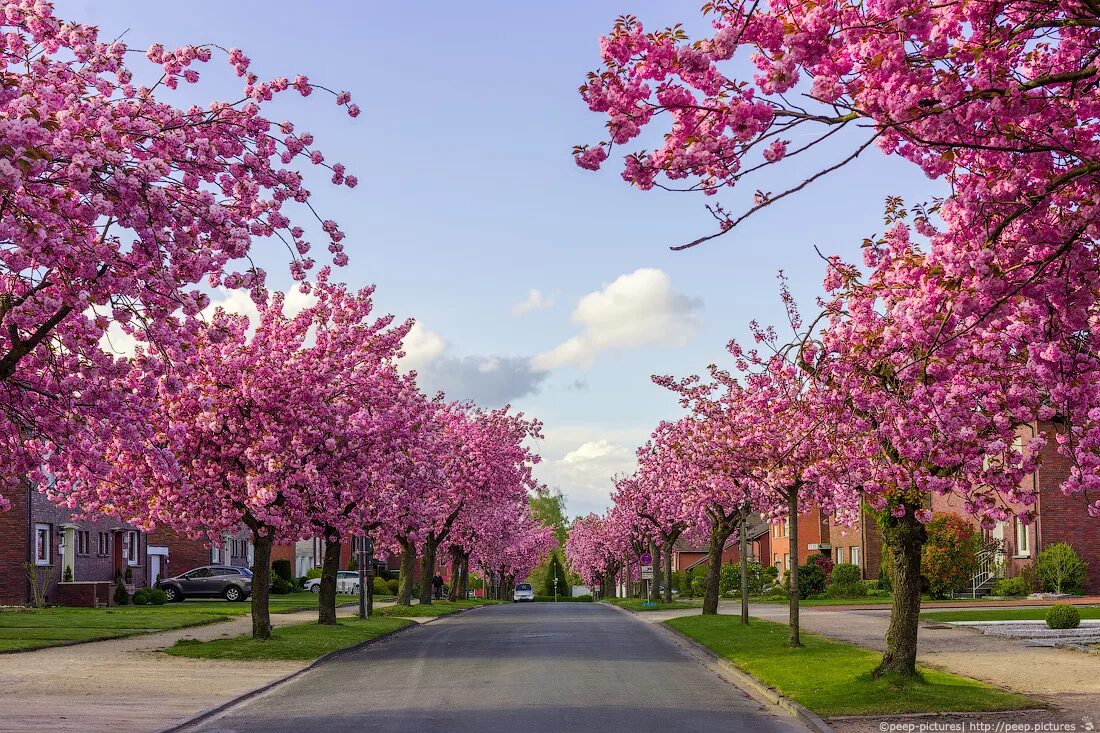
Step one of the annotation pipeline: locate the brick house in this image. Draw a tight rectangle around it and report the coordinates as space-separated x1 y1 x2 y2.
671 516 772 573
931 419 1100 595
764 506 884 582
0 476 244 606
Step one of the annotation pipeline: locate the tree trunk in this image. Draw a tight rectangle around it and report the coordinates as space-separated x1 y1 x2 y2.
788 489 800 647
460 555 469 598
250 530 273 640
875 510 927 679
317 535 342 625
740 517 750 625
649 541 660 602
419 533 436 605
397 537 415 606
703 516 734 615
663 539 674 604
448 546 463 601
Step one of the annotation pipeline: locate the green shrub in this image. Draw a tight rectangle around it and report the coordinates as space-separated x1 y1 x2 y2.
132 589 151 605
113 578 129 606
542 554 570 597
148 589 168 605
270 575 296 595
991 576 1029 597
272 560 293 582
305 567 323 580
533 594 592 602
296 576 308 588
766 584 787 597
690 575 708 597
62 565 73 583
680 568 696 597
720 561 770 596
921 514 981 598
1046 603 1081 629
669 570 685 596
124 566 133 584
1037 543 1089 594
831 563 861 585
372 576 388 595
784 560 828 597
825 563 866 598
386 579 399 594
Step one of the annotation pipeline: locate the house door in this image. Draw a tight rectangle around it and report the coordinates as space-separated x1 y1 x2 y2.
150 555 161 586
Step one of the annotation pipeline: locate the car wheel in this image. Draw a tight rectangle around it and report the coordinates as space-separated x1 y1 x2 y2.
310 584 320 593
224 586 243 602
163 586 181 603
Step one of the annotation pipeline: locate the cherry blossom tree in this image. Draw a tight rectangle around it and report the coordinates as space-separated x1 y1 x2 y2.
49 275 407 639
1 1 363 511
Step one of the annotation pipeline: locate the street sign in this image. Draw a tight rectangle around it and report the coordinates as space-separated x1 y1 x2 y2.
641 565 654 580
640 552 652 565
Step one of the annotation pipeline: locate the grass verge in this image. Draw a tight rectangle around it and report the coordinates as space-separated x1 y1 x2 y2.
921 607 1100 622
376 599 503 618
164 616 412 661
666 615 1041 717
604 598 703 612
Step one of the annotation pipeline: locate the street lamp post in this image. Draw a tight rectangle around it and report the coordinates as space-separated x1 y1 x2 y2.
357 535 374 620
553 576 558 602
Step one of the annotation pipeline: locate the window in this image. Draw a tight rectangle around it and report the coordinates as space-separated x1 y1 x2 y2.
784 553 791 570
126 530 139 565
76 530 90 557
1014 518 1031 558
851 546 861 567
97 532 109 556
210 546 220 564
783 519 790 537
836 547 845 564
34 524 51 566
773 553 779 570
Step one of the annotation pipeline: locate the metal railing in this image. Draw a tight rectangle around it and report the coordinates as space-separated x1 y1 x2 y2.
969 549 996 598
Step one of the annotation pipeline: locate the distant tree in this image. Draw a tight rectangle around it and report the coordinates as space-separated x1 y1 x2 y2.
529 487 571 547
542 553 570 597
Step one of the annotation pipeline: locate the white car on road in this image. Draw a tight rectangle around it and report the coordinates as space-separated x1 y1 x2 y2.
513 583 535 602
304 571 361 594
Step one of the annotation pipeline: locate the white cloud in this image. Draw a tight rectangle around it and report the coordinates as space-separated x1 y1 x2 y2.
399 322 548 406
200 286 316 325
512 289 555 315
531 268 701 370
531 426 647 517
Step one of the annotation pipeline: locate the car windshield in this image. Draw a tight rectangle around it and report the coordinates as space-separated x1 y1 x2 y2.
515 584 532 591
238 568 253 578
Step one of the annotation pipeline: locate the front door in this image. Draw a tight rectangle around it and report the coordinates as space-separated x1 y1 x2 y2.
150 555 162 586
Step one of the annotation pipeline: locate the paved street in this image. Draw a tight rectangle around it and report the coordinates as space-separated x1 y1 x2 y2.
187 603 808 733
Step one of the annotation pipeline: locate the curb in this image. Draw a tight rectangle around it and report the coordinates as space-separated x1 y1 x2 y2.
1053 641 1100 655
157 607 479 733
601 603 832 733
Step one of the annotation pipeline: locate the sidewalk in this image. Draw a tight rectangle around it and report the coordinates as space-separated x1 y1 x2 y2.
639 602 1100 727
0 601 396 733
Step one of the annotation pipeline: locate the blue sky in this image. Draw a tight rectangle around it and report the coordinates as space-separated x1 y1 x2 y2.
60 1 944 517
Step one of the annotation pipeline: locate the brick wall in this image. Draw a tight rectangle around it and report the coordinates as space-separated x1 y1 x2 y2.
1035 428 1099 594
148 527 210 578
0 477 30 605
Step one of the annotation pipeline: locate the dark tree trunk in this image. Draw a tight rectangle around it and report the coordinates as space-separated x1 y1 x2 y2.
740 517 750 625
419 533 437 605
250 530 273 640
875 510 927 678
663 539 674 603
787 488 800 647
649 541 660 602
460 556 469 598
317 535 342 625
447 546 463 601
703 515 736 615
397 537 415 606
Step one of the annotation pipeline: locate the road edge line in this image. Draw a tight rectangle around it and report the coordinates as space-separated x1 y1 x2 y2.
156 606 481 733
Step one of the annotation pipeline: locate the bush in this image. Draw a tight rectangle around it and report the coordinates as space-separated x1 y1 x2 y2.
1037 543 1089 594
825 563 866 599
386 579 399 594
132 589 151 605
113 578 128 606
690 575 708 598
767 584 787 597
62 565 73 583
305 567 323 580
296 576 308 589
270 575 296 595
533 594 592 602
272 560 293 582
921 514 981 598
991 576 1029 597
372 576 388 595
720 561 771 596
1046 603 1081 629
669 570 685 596
148 589 168 605
124 566 133 584
680 568 696 597
784 559 828 597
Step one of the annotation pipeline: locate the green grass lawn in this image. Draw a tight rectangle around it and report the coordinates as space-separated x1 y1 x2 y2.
376 599 503 618
0 607 231 652
666 615 1041 717
604 598 703 612
0 592 361 653
921 606 1100 622
747 594 1010 607
164 616 412 661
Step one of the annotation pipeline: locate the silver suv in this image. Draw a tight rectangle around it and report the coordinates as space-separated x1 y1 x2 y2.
157 565 253 602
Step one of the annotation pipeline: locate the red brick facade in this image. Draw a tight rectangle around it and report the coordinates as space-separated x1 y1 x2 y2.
0 476 30 605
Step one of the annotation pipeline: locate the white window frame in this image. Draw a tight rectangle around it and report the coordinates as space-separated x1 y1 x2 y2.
851 546 861 567
34 524 51 566
1014 518 1031 558
784 552 791 570
836 547 845 564
126 530 140 566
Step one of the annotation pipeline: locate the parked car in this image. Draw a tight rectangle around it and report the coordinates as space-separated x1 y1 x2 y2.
156 565 253 602
303 571 361 595
513 582 535 603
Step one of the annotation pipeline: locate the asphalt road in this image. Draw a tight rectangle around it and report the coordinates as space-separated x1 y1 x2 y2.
188 602 808 733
